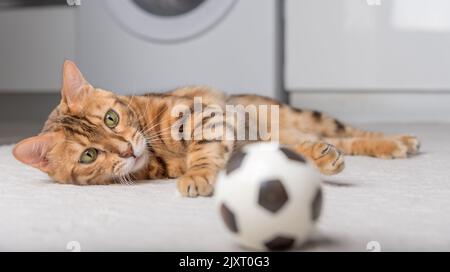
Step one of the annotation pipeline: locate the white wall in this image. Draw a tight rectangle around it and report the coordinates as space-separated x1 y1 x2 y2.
0 7 76 92
286 0 450 122
77 0 281 98
286 0 450 91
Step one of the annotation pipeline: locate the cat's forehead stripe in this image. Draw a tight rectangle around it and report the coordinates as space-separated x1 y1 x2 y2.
57 115 98 140
114 98 128 108
115 98 135 122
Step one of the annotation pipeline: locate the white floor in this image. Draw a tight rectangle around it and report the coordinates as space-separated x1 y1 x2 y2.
0 123 449 252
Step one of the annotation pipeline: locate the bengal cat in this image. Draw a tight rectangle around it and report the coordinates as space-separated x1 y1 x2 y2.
13 61 420 197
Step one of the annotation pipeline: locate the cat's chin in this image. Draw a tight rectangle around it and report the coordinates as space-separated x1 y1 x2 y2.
130 154 148 173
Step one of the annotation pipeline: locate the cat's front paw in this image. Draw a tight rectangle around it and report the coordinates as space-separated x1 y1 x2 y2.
177 174 214 197
311 142 345 176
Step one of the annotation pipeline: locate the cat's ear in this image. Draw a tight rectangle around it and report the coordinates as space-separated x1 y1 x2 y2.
13 132 62 173
61 60 92 112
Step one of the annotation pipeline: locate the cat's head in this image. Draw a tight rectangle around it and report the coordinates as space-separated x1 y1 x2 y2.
13 60 148 185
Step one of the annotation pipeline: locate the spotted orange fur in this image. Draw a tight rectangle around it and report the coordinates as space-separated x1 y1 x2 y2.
13 61 420 197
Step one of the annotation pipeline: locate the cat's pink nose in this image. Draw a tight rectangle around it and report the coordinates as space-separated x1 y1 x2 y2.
119 144 135 159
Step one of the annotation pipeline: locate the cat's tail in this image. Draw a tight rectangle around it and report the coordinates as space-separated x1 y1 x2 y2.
229 94 382 138
284 106 383 138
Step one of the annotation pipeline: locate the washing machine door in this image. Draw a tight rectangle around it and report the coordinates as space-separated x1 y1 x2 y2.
106 0 236 42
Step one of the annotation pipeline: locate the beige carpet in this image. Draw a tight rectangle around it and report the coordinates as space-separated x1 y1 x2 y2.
0 123 449 251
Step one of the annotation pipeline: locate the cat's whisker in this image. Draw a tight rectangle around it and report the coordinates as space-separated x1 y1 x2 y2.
112 175 120 185
147 128 184 139
147 105 167 125
125 94 136 110
119 174 127 185
141 100 151 121
128 174 135 185
149 125 188 138
115 176 122 185
114 160 136 185
142 122 178 137
140 104 176 133
135 107 158 132
124 173 134 185
139 111 178 132
122 172 129 185
141 120 166 135
144 130 175 140
146 136 179 143
136 100 151 125
142 130 173 142
134 105 150 126
126 94 153 131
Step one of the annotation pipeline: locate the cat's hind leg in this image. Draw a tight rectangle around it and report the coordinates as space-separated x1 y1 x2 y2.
281 106 383 138
391 135 421 155
281 106 420 155
324 136 419 159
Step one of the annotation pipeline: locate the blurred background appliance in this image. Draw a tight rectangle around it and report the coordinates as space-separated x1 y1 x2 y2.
0 0 75 92
285 0 450 122
77 0 283 98
0 0 63 8
1 0 450 125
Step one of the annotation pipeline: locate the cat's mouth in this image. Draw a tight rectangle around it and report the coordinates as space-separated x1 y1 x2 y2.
119 152 148 177
131 154 147 173
126 137 148 173
136 154 146 166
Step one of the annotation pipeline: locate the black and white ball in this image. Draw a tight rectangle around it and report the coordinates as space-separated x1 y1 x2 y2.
215 142 323 251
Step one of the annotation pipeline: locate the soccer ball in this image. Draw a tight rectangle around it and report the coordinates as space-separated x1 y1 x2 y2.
215 142 323 251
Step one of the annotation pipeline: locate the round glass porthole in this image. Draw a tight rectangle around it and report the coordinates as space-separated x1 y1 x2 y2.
105 0 237 42
132 0 206 17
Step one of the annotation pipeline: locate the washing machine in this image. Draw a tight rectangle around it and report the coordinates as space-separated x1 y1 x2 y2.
77 0 282 99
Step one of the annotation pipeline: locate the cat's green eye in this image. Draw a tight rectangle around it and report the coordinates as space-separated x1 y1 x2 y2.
79 148 98 164
104 109 119 128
